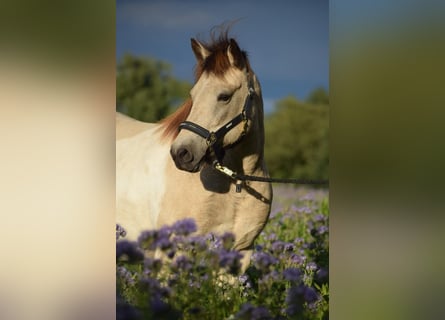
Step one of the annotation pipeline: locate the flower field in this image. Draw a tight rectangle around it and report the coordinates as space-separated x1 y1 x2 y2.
117 186 329 319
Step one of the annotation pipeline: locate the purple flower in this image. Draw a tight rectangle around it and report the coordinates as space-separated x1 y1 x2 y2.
307 220 314 232
252 252 278 272
290 254 306 266
238 274 252 289
284 242 295 252
306 262 318 272
297 206 312 214
317 225 329 235
171 218 197 236
316 267 329 283
138 227 172 251
283 268 301 282
188 274 202 289
184 235 208 252
173 255 193 272
251 306 272 320
144 257 162 273
219 250 243 275
157 237 173 251
116 224 126 240
260 270 280 283
285 285 318 316
137 230 157 248
269 208 281 219
235 303 273 320
285 286 304 316
238 274 248 284
266 232 278 242
301 192 315 201
270 240 285 254
150 297 169 313
149 296 180 319
314 214 326 222
220 232 235 250
117 266 136 286
303 286 319 303
279 213 294 224
116 240 144 263
117 295 141 320
140 277 170 300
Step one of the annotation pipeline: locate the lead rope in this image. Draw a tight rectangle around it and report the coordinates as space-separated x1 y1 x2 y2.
213 161 329 192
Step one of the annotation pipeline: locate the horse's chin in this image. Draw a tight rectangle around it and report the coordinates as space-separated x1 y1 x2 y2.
175 158 205 173
190 162 203 173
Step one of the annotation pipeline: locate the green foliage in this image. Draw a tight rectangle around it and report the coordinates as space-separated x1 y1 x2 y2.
306 87 329 105
265 94 329 180
116 54 191 122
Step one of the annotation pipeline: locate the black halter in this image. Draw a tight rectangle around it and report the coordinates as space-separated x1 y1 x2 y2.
178 85 255 160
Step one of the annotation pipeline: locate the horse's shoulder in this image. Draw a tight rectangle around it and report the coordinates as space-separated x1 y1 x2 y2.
116 112 157 140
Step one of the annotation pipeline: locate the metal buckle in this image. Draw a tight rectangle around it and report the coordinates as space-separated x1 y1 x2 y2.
213 162 243 193
206 132 217 146
213 161 237 178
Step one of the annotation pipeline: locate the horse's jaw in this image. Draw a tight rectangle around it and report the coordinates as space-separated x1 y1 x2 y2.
174 162 201 173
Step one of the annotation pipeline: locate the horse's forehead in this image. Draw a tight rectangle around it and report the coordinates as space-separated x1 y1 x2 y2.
191 69 243 96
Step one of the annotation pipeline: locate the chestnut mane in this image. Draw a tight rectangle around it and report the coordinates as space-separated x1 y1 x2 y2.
159 98 193 140
159 30 251 140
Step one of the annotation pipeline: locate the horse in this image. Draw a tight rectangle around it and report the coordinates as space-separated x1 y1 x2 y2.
116 31 273 271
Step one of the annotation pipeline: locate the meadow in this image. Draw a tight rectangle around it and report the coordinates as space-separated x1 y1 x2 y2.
117 185 329 319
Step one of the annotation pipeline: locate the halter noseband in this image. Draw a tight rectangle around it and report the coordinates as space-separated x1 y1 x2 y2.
178 83 255 159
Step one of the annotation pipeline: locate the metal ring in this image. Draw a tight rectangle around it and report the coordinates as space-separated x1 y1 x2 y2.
206 132 217 146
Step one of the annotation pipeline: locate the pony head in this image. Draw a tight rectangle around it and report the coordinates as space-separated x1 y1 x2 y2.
165 34 255 172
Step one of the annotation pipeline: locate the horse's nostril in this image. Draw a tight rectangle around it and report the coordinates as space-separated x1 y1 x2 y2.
177 147 194 163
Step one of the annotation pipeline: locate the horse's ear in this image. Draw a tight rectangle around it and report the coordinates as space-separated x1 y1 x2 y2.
191 38 210 62
227 38 245 69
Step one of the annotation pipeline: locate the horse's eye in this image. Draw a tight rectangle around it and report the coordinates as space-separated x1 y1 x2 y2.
217 93 232 102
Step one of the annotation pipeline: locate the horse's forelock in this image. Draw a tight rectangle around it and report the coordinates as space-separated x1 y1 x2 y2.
194 33 251 80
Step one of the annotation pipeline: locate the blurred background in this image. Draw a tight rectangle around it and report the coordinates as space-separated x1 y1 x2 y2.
116 0 329 181
1 0 445 319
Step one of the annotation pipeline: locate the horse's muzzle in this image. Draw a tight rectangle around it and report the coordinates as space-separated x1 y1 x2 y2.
170 146 201 172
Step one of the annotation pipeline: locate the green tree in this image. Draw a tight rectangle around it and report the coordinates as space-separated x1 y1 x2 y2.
117 54 191 122
265 94 329 180
306 87 329 105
